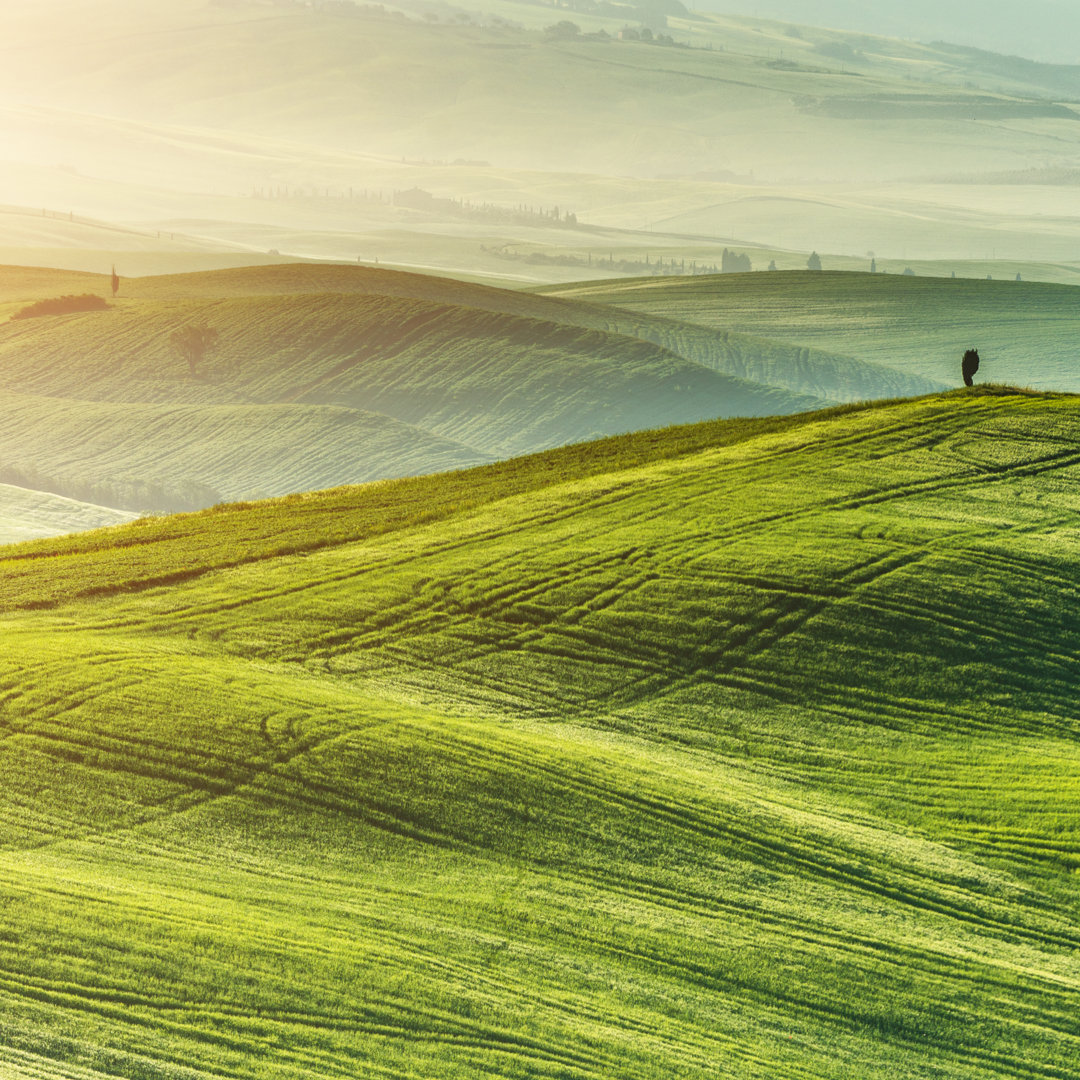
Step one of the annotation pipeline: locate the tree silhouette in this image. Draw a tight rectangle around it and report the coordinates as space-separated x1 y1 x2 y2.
170 323 219 378
962 348 980 387
722 248 752 273
545 20 580 39
807 251 822 271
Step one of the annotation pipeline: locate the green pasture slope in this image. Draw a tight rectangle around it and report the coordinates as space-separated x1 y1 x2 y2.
544 271 1080 393
0 483 133 545
1 387 1079 1079
0 292 811 454
130 263 942 405
0 263 851 524
1 261 946 532
0 391 490 513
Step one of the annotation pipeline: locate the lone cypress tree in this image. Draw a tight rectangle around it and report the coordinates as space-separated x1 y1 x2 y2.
807 251 822 271
962 348 980 387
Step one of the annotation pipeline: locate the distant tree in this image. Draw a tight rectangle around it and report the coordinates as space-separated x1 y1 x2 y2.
903 267 915 276
962 348 980 387
815 40 861 62
170 323 219 378
806 251 822 272
111 265 120 297
1016 272 1022 281
870 258 877 273
545 19 581 38
722 248 751 273
639 25 653 40
768 260 778 271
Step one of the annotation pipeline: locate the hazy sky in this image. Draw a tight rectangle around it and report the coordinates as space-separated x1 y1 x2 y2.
706 1 1080 64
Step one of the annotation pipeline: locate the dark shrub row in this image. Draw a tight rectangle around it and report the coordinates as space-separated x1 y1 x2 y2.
11 294 109 320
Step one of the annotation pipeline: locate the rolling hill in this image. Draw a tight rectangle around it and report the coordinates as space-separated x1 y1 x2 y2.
705 0 1080 65
0 482 134 545
0 392 490 512
1 262 856 529
1 388 1078 1079
129 262 942 402
544 270 1080 391
7 0 1080 182
25 259 1080 536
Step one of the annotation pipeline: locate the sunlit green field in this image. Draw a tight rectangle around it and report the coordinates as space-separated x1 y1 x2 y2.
0 264 832 519
2 388 1079 1079
5 261 947 532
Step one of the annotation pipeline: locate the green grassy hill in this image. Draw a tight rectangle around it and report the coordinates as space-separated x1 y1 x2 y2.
0 482 134 545
1 388 1079 1079
0 282 816 441
0 392 490 511
130 262 942 403
0 262 846 530
545 270 1080 391
18 259 971 531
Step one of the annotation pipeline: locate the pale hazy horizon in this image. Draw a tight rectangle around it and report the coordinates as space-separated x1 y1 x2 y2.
707 0 1080 64
2 0 1080 283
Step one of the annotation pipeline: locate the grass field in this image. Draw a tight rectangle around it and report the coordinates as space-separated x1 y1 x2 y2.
0 262 842 526
16 259 1080 534
0 387 1078 1078
0 391 491 511
0 483 134 545
8 0 1079 182
6 260 956 534
127 262 940 402
5 4 1080 1074
544 270 1080 390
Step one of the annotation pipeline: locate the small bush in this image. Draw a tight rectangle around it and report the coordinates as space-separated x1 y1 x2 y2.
815 40 862 62
545 20 580 39
11 294 109 320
